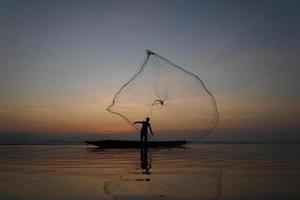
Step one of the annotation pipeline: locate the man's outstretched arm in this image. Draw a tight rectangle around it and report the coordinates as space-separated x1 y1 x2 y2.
134 121 143 124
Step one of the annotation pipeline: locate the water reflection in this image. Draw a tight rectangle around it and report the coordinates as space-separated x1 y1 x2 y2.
0 144 300 200
140 147 152 176
102 146 223 200
214 169 222 200
102 147 159 200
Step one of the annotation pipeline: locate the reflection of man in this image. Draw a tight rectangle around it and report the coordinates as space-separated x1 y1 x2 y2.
134 117 154 143
140 147 151 176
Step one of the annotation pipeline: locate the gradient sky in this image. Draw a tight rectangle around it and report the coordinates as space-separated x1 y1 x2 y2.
0 0 299 142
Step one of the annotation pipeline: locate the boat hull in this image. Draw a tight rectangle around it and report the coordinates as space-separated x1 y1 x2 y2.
85 140 188 149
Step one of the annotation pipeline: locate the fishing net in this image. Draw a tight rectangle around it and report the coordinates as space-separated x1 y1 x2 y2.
107 50 219 141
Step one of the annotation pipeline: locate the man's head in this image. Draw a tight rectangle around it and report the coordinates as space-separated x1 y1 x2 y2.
146 117 150 122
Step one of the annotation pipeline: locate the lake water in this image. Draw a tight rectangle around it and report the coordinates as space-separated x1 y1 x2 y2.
0 143 300 200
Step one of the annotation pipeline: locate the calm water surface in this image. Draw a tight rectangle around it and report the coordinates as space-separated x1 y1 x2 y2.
0 144 300 200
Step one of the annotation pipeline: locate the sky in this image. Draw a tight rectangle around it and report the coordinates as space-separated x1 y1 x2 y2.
0 0 299 142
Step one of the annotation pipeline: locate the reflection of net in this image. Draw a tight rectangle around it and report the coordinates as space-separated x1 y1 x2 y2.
107 50 219 141
103 168 223 200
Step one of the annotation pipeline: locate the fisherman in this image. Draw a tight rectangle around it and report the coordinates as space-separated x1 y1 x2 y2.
134 117 154 143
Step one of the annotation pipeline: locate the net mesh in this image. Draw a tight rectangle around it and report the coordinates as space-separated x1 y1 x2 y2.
107 50 219 141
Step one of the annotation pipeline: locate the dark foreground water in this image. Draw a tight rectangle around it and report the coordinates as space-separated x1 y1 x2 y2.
0 144 300 200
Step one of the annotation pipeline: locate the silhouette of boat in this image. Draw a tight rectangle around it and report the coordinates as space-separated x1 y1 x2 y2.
85 140 188 148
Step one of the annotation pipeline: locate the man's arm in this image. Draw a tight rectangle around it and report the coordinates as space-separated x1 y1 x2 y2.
134 121 143 124
149 124 154 135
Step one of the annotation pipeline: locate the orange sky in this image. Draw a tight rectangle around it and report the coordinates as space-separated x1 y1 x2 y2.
1 89 298 136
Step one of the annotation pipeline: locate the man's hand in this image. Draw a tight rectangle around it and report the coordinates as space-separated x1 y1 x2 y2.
151 132 154 136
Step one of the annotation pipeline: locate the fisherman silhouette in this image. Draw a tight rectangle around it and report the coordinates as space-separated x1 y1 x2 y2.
134 117 154 143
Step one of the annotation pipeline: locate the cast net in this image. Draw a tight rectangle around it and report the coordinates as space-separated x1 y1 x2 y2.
107 50 219 141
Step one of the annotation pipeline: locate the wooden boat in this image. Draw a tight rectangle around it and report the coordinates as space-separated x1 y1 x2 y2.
85 140 188 149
